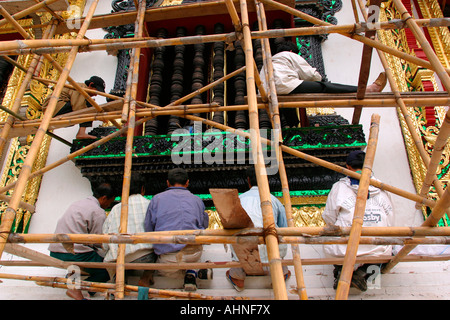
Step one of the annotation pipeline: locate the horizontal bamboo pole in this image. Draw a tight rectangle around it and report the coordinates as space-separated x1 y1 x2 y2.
5 95 450 130
3 254 450 270
1 17 449 55
7 225 450 241
0 273 245 300
7 231 450 246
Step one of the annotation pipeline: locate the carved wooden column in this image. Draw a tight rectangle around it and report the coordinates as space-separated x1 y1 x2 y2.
145 28 168 135
233 40 248 130
190 25 206 125
211 23 226 126
168 26 187 134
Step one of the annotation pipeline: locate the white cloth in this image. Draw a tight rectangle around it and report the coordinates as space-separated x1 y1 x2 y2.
259 51 322 95
322 176 395 257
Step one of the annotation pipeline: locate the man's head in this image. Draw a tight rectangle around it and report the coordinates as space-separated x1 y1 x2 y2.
245 166 258 188
167 168 189 187
130 172 146 195
276 41 299 54
346 150 365 171
85 76 106 96
92 182 116 209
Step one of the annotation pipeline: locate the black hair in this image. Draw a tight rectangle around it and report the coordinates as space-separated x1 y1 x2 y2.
346 150 365 170
167 168 189 185
129 172 145 195
92 182 115 199
245 166 258 187
276 41 299 54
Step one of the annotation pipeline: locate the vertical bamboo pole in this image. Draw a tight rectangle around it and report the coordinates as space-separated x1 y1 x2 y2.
239 0 287 300
0 21 57 157
115 0 146 300
335 114 380 300
0 0 99 260
255 0 307 300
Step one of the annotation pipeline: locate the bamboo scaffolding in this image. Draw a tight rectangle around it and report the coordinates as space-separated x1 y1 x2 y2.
8 231 450 246
114 0 147 300
0 0 99 261
239 0 287 300
0 0 449 302
9 225 450 242
335 114 380 300
255 0 307 300
0 4 122 137
4 253 450 270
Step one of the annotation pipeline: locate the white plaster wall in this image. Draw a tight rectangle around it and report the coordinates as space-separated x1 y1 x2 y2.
29 0 117 234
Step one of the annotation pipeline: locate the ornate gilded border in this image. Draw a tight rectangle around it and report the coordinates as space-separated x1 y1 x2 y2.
378 0 449 225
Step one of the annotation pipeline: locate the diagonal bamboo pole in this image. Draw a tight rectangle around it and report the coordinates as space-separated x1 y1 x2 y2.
255 0 307 300
0 0 99 261
0 4 121 151
115 0 147 300
0 0 61 29
258 0 450 76
239 0 287 300
383 186 450 274
335 114 381 300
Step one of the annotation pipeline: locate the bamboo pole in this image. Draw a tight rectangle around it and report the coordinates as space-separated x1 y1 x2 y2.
258 0 450 76
239 0 287 300
0 4 122 135
1 17 449 54
115 0 147 300
8 225 450 244
7 94 450 135
0 0 61 29
335 114 381 300
255 0 307 300
0 273 246 300
383 186 450 273
0 0 99 261
7 231 450 246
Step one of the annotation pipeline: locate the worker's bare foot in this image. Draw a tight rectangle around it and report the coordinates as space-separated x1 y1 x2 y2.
66 288 86 300
138 271 154 287
76 134 97 140
366 72 387 92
